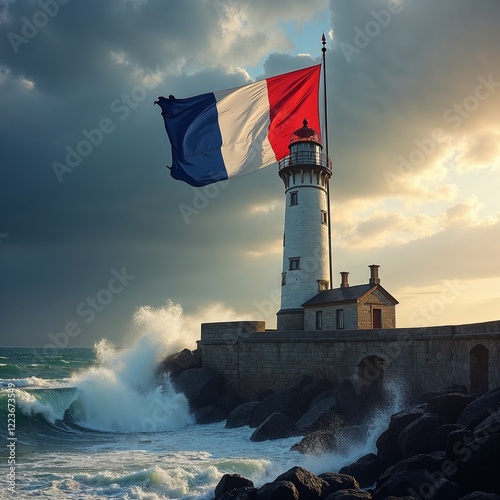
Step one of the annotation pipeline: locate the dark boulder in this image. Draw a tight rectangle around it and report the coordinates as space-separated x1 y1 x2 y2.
284 375 314 393
325 490 372 500
290 430 339 454
174 368 224 408
376 452 446 489
159 359 185 378
457 387 500 430
454 454 500 496
295 396 339 434
256 480 299 500
445 428 474 460
249 413 298 442
218 486 257 499
309 388 338 409
426 477 460 500
376 405 427 468
412 385 467 405
159 348 202 377
336 379 363 419
225 402 260 429
217 394 242 416
459 493 500 500
291 426 365 455
412 391 442 405
253 388 273 401
339 425 369 447
383 497 418 500
194 405 226 424
372 470 439 500
176 347 202 369
214 474 254 499
473 408 500 438
302 379 335 403
389 404 428 431
376 426 399 468
430 424 467 453
448 425 500 495
250 390 308 427
339 453 380 488
318 472 360 496
446 384 468 394
398 413 450 458
427 393 474 422
274 466 327 500
463 432 500 461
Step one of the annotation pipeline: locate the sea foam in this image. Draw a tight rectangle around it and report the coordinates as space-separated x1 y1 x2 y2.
65 300 242 432
17 300 244 433
17 388 78 424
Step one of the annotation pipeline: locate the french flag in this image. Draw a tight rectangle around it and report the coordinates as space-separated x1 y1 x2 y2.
156 64 321 187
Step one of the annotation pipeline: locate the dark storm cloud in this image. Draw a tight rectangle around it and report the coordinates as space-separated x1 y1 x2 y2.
1 0 215 91
1 0 499 345
0 0 319 345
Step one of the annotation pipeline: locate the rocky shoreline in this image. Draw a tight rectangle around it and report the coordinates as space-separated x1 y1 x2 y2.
159 349 500 500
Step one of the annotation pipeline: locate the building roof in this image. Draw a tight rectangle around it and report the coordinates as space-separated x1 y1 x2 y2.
302 284 399 307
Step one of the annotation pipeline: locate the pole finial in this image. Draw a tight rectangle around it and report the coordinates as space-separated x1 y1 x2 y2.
322 32 326 53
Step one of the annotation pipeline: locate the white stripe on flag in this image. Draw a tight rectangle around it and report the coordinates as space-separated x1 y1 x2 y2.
214 80 275 178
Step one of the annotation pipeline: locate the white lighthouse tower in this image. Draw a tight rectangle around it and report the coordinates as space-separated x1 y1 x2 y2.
277 119 332 330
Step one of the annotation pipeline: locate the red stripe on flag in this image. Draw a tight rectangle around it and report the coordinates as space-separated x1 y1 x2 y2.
266 64 322 161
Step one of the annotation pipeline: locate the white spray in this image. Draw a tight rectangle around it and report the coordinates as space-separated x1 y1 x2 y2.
301 378 409 475
20 300 247 433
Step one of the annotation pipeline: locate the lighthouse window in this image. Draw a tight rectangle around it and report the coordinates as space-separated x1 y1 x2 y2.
281 272 286 285
289 258 300 270
290 191 298 206
321 210 328 225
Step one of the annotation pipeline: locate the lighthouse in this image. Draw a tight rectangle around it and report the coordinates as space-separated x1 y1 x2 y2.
276 119 332 330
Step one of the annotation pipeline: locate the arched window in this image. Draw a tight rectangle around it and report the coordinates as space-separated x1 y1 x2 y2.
358 355 385 401
470 344 489 394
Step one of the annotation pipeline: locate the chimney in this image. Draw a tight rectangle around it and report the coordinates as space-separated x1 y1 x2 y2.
369 265 380 285
340 272 349 288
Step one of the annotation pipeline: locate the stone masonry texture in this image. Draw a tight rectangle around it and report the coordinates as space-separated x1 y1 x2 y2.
199 320 500 400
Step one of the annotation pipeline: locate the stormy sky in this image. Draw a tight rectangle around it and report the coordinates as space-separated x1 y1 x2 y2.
1 0 499 348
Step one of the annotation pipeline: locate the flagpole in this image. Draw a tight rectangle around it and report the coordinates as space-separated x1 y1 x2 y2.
322 33 334 290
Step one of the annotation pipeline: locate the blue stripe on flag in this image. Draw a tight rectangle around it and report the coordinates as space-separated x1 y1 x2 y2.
156 93 228 187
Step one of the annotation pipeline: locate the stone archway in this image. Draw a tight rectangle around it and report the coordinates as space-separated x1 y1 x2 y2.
470 344 489 394
358 355 385 401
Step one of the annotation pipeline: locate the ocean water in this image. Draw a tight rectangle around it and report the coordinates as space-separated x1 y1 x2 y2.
0 304 406 499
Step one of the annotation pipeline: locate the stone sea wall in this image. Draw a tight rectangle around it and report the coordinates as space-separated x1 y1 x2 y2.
199 320 500 400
